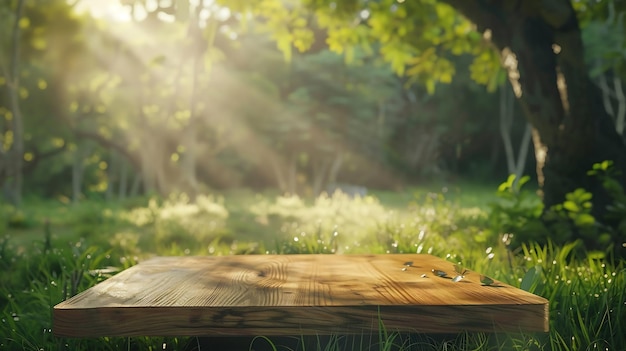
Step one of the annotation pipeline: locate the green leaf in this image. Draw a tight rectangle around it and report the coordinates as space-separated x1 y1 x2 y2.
577 189 592 202
520 265 543 294
425 79 435 94
574 213 595 227
563 200 579 212
557 240 580 263
517 175 531 188
601 160 613 170
587 251 606 260
497 174 516 192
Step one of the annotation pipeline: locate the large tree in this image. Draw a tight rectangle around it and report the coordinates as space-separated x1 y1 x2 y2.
442 0 626 218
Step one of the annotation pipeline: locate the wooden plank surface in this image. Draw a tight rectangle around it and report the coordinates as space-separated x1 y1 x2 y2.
53 254 548 337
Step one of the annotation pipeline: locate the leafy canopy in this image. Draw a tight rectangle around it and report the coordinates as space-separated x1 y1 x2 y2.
220 0 502 93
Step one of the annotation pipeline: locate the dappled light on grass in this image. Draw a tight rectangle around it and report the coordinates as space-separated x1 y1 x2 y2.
119 193 230 254
250 190 392 253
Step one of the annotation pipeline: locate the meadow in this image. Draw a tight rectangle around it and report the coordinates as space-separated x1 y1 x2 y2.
0 182 624 351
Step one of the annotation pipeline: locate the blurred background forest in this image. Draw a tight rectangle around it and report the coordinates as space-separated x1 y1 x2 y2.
0 0 624 205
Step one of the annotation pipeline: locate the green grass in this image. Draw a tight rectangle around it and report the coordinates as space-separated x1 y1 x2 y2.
1 184 625 350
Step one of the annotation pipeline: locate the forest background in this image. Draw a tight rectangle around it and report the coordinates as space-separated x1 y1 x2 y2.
1 0 624 209
0 0 571 203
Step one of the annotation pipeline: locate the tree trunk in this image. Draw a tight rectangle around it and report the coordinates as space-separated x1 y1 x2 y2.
515 124 532 181
130 171 141 197
499 83 517 175
0 152 5 193
287 153 297 195
270 156 288 193
327 152 344 185
105 151 118 201
154 142 168 195
118 155 128 200
597 73 626 138
181 122 198 197
179 49 202 199
445 0 626 218
140 138 156 194
311 158 330 196
269 152 299 195
2 0 25 207
72 142 90 204
612 76 625 137
499 82 532 185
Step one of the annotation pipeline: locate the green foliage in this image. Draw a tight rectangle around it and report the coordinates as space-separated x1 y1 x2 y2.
306 0 487 91
587 160 626 257
121 193 233 254
2 206 36 229
488 174 546 246
488 162 626 258
468 48 506 92
2 0 513 201
0 200 40 230
545 188 598 243
69 201 124 237
580 0 626 77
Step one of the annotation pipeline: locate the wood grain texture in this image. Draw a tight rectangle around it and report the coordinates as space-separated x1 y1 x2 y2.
53 254 549 337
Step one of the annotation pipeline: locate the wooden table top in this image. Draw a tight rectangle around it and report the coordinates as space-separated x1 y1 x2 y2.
53 254 548 337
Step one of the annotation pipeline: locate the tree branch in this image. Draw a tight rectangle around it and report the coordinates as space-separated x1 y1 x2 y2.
439 0 516 48
614 75 626 136
597 73 616 117
72 129 140 170
22 144 68 175
10 0 24 88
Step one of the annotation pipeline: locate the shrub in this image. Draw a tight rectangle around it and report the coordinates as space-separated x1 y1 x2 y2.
489 162 626 259
250 191 391 253
0 205 37 230
150 193 230 249
69 201 129 238
487 175 546 248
